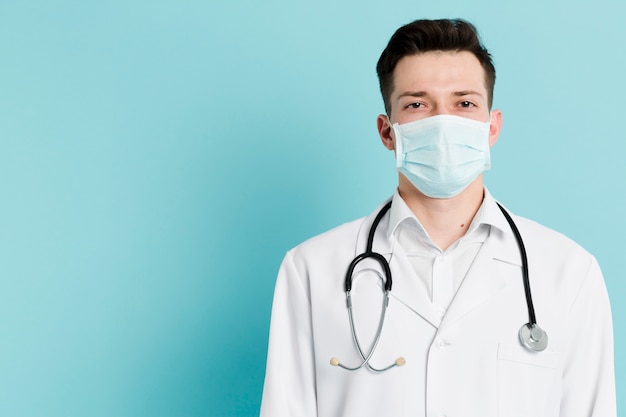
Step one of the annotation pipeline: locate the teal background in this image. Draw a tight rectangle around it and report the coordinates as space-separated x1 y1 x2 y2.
0 1 624 416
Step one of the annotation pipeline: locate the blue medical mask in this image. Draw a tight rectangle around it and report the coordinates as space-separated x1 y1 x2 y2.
391 114 491 198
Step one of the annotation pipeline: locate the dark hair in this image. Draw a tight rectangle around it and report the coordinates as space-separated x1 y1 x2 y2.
376 19 496 115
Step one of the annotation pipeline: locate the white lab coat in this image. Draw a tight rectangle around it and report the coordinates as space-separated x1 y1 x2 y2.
260 198 616 417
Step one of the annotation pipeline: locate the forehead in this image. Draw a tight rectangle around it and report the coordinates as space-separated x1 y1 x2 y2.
391 51 487 95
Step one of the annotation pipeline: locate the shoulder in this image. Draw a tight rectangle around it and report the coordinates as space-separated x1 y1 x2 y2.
510 213 592 259
506 212 603 304
289 217 365 262
286 199 392 263
274 216 368 296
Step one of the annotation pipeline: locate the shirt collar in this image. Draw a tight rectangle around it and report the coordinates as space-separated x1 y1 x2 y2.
387 187 510 243
480 187 511 234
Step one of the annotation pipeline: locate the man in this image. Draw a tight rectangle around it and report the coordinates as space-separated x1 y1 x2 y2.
260 19 615 417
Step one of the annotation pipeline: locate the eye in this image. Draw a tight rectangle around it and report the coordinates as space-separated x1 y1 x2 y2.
406 102 423 109
459 101 476 108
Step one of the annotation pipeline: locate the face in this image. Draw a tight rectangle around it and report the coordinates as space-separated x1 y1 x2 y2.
377 51 502 151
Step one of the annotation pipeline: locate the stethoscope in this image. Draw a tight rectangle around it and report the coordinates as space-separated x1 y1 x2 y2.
330 201 548 372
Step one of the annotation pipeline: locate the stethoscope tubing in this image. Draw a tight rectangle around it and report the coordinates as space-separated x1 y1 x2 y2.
496 202 537 326
341 290 397 372
344 201 393 293
333 199 548 372
334 201 400 372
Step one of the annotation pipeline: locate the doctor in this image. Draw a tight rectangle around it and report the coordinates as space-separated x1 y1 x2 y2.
260 19 616 417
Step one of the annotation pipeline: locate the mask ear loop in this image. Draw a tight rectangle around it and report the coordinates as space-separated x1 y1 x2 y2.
387 116 405 169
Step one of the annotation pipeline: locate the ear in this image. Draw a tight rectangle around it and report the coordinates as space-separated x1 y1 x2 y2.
377 114 395 151
488 109 503 147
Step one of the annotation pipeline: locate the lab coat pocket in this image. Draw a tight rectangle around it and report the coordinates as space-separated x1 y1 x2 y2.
497 344 561 417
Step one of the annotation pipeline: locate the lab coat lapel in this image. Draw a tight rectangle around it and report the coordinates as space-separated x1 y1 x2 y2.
354 202 442 329
388 245 443 328
440 227 522 328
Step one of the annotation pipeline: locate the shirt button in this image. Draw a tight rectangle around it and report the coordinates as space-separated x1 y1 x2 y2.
436 339 446 349
438 307 446 317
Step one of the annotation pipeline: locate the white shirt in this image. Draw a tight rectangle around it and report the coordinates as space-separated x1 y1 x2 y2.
389 190 491 314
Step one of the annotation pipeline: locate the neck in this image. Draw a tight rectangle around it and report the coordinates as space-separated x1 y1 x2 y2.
398 177 485 251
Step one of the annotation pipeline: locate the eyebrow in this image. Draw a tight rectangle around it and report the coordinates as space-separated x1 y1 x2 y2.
396 90 485 100
453 90 483 97
397 91 428 99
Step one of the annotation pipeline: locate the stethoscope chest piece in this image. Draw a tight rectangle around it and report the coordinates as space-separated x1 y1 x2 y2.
519 323 548 352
